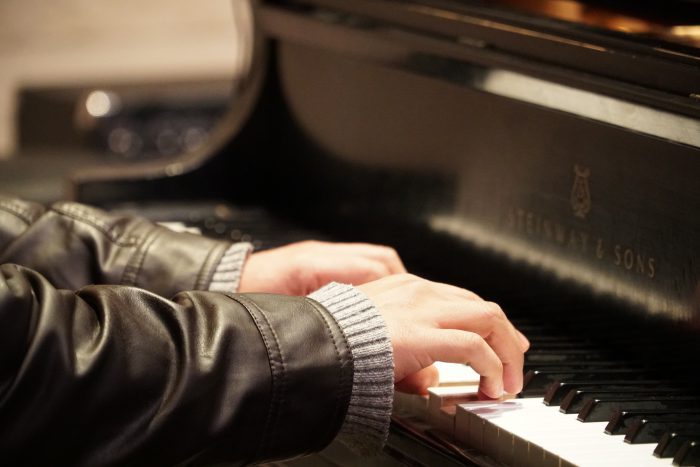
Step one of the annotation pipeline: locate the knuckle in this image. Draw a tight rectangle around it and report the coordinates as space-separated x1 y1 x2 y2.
482 301 506 321
382 245 400 259
464 289 482 301
371 261 391 278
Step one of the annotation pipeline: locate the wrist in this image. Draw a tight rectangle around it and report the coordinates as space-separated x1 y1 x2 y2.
208 242 253 293
309 282 394 455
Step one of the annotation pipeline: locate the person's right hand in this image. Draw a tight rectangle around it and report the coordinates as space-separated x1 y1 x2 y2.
358 274 529 399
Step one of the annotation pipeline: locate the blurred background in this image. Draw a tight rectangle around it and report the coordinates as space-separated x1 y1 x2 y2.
0 0 250 202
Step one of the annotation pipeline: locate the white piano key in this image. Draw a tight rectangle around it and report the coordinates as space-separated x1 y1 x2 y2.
455 400 507 449
393 390 428 418
392 363 477 423
456 397 671 466
433 405 458 436
428 384 480 412
427 384 479 437
435 361 481 386
403 362 668 465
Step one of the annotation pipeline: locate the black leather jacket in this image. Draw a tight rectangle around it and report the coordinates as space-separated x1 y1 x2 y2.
0 197 352 466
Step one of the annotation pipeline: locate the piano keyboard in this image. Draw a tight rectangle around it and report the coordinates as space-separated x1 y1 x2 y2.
395 356 700 467
458 397 673 466
392 288 700 467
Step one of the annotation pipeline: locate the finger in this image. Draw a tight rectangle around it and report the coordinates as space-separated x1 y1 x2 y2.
434 301 524 395
380 247 407 274
395 365 440 395
420 329 504 399
341 243 407 274
517 330 530 352
487 333 524 395
320 256 392 286
295 243 398 291
296 241 394 266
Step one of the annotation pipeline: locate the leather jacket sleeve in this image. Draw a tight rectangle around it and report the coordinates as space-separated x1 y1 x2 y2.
0 265 352 466
0 197 232 297
0 198 354 465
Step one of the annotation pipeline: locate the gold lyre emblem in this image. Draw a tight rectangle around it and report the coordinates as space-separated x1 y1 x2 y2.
570 164 591 219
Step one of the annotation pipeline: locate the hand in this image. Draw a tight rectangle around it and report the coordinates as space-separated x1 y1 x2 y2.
238 240 406 295
358 274 530 399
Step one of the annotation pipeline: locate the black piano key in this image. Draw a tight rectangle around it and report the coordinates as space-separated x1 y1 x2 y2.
523 335 578 343
525 355 612 366
673 440 700 466
526 359 619 366
525 350 607 362
525 342 599 350
561 388 691 414
625 419 700 444
525 361 626 373
578 397 700 422
606 409 700 435
544 380 667 407
521 369 648 397
655 430 700 458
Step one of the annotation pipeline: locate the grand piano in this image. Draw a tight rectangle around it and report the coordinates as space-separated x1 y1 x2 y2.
69 0 700 465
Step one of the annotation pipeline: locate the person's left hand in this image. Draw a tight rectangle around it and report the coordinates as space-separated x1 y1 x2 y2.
238 240 406 295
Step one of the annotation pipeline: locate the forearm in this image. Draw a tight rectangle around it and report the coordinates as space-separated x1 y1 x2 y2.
0 264 352 465
0 196 398 459
0 196 242 297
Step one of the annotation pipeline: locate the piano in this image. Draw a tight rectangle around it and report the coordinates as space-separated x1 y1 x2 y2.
68 0 700 465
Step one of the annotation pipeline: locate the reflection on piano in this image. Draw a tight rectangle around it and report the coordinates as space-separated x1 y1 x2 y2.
69 0 700 465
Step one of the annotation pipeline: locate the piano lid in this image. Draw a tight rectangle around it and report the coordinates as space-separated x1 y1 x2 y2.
445 0 700 48
277 0 700 110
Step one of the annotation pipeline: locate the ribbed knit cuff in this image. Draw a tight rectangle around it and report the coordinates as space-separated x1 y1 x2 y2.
308 282 394 456
207 242 253 293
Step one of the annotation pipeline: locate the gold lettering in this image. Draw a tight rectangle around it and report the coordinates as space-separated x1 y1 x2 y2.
624 249 634 270
504 206 659 281
635 254 646 275
614 244 622 266
596 238 605 259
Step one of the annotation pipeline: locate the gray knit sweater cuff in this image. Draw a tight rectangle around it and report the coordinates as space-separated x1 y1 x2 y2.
207 242 253 293
309 282 394 455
